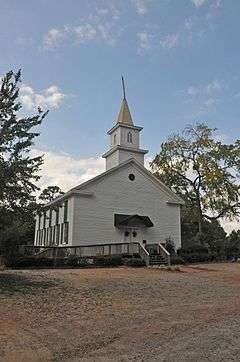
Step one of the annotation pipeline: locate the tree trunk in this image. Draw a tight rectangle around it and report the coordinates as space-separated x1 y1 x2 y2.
198 216 202 234
196 193 204 244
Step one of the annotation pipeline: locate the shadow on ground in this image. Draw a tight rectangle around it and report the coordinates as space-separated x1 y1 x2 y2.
0 272 60 296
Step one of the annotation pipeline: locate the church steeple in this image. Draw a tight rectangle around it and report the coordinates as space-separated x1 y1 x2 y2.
102 78 148 170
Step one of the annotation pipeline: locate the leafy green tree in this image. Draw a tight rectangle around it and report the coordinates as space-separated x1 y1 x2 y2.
226 229 240 259
0 70 48 252
39 186 64 205
151 123 240 235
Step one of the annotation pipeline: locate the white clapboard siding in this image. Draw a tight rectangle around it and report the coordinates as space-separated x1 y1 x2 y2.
71 162 181 250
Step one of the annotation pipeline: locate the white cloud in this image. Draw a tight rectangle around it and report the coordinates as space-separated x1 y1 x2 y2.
221 219 240 234
43 23 115 49
137 31 179 53
187 79 223 98
191 0 208 7
32 149 105 192
185 79 224 115
204 97 217 107
206 79 222 94
137 31 152 51
159 34 179 49
131 0 152 14
187 86 199 96
20 84 66 111
71 24 97 43
43 7 120 49
43 28 67 48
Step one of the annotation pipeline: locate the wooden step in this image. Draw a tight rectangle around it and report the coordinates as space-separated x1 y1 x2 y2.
149 254 168 265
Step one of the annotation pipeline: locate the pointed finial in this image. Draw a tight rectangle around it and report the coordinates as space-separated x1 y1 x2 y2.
121 76 126 100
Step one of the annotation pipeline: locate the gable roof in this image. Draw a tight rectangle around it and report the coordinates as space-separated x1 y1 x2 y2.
46 158 184 207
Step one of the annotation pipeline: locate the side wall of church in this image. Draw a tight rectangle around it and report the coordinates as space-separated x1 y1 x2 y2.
34 196 74 246
71 163 181 250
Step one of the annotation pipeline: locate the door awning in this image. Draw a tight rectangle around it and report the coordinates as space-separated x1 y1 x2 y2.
114 214 154 228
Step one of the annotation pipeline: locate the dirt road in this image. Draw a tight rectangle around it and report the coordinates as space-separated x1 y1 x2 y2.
1 264 240 361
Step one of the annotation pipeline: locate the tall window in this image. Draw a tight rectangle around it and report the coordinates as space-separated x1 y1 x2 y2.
56 225 60 245
43 211 46 229
38 214 41 230
61 223 64 244
113 134 117 145
127 132 133 143
64 200 68 222
56 207 59 225
55 207 60 245
49 209 52 227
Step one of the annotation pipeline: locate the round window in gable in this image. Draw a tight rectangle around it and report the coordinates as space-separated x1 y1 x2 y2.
129 173 135 181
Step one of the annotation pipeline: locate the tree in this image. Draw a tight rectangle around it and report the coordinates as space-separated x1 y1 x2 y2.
0 70 48 251
151 123 240 235
226 229 240 259
39 186 64 205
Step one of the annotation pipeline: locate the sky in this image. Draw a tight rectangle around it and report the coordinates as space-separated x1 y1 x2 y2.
0 0 239 231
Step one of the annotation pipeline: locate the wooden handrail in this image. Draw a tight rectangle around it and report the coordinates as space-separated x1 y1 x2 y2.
18 242 151 266
138 243 150 266
158 242 170 266
20 241 141 249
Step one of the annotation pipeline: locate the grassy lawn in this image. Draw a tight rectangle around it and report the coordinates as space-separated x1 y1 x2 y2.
1 264 240 361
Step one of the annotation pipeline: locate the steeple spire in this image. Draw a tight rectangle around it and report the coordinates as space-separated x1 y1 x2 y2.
116 76 134 125
122 76 126 100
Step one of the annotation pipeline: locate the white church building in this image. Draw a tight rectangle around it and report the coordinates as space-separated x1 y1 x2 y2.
34 83 184 257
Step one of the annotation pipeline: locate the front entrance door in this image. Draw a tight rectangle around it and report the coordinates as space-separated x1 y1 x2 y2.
123 227 142 244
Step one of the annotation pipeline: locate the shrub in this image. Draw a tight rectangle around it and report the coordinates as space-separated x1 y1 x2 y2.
170 255 185 265
165 237 175 255
125 258 146 267
94 256 123 267
225 246 239 260
14 256 54 268
122 253 139 259
179 244 209 254
178 244 211 263
180 253 211 263
65 256 91 267
65 256 80 267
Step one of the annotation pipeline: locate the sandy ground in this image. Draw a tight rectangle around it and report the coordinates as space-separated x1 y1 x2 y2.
1 263 240 361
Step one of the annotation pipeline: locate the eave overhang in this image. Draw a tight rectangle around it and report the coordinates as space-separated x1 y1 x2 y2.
102 145 148 158
43 191 94 208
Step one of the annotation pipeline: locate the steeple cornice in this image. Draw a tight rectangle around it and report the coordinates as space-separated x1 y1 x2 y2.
102 145 148 159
